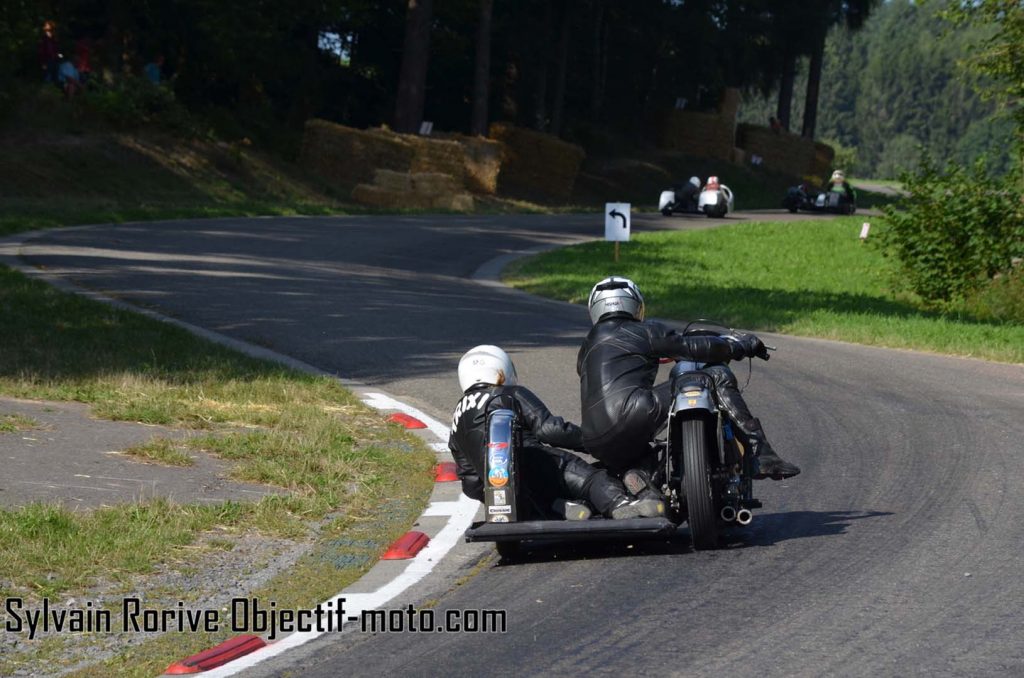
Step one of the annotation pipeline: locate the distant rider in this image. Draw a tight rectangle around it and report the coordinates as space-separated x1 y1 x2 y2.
675 176 701 212
576 277 801 510
826 169 855 203
449 345 648 520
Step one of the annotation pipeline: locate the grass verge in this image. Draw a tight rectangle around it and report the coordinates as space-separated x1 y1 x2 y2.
503 218 1024 364
0 264 437 672
0 412 41 432
122 438 195 467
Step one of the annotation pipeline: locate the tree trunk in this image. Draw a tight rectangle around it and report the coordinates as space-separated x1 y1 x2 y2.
590 0 604 122
394 0 434 134
801 28 826 139
777 49 796 131
550 1 572 137
470 0 494 136
533 1 554 131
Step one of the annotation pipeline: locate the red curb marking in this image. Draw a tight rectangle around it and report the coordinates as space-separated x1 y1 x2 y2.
382 531 430 560
435 462 459 482
388 413 427 429
164 635 267 674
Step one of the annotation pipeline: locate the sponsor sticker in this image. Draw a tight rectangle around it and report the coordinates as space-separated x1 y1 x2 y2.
488 505 512 514
493 490 506 505
491 515 509 523
485 448 505 471
488 467 509 487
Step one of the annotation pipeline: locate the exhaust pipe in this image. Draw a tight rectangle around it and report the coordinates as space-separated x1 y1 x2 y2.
720 506 737 522
736 508 753 525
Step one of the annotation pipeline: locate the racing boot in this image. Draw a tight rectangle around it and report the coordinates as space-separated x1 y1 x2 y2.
607 496 644 520
706 368 801 480
622 467 667 518
559 455 636 519
742 418 800 480
551 498 593 521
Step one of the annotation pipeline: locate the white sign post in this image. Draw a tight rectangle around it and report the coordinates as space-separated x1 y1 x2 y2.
860 222 871 241
605 202 631 262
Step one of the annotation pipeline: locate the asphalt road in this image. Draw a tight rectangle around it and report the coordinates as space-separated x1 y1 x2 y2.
18 211 1024 677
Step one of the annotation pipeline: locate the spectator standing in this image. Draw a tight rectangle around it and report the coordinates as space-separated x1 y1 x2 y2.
57 56 83 99
38 21 59 84
74 37 93 86
144 55 165 85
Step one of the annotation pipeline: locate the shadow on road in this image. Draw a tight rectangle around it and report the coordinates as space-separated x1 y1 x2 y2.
493 509 893 565
730 509 893 547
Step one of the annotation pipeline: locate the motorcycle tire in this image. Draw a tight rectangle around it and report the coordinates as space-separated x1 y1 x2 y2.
681 417 718 550
661 208 673 216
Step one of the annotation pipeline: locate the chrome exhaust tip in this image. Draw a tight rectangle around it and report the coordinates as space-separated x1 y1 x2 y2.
720 506 737 522
736 508 753 525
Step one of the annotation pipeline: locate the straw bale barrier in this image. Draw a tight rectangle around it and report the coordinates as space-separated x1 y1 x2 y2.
488 123 585 200
300 119 502 196
351 169 474 211
437 133 503 194
300 119 413 185
737 124 835 180
656 88 741 161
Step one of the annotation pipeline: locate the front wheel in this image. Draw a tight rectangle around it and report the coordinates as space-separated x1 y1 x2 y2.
681 417 718 550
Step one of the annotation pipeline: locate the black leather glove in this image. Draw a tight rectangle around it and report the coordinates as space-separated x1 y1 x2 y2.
727 333 769 361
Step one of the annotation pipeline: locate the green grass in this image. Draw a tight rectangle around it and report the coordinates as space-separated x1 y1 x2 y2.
504 218 1024 364
0 412 41 432
122 438 195 466
0 262 437 675
0 262 436 670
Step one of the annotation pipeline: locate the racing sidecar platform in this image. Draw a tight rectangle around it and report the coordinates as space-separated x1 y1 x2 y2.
465 517 677 543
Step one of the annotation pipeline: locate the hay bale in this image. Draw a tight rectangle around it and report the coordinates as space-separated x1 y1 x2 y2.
735 123 832 179
351 183 407 208
303 119 509 197
488 123 585 200
409 172 459 195
300 120 414 188
437 133 503 194
811 141 836 180
374 169 413 192
448 194 475 211
430 192 475 211
656 89 741 161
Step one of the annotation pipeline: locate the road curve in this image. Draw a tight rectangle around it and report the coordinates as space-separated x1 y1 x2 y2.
17 212 1024 677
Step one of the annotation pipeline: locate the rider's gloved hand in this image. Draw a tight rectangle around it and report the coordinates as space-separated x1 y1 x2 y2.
726 333 769 361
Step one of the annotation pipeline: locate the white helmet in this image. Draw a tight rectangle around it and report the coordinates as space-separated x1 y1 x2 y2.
458 345 518 392
689 176 701 188
831 169 845 183
587 276 645 324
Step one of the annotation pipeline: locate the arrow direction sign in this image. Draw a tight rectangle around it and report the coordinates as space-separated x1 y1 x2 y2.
604 203 631 242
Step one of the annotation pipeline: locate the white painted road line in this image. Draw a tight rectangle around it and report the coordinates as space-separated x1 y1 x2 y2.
361 392 451 442
199 399 478 676
201 494 480 677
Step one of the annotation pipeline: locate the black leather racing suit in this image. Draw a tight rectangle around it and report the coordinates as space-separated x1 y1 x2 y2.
676 182 700 211
447 383 625 516
577 316 752 471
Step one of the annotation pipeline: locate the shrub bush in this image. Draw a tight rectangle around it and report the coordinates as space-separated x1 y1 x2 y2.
86 78 196 134
879 155 1024 302
961 263 1024 324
